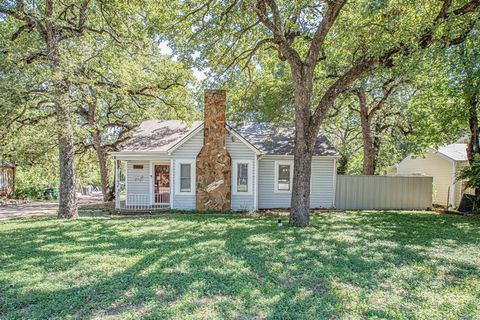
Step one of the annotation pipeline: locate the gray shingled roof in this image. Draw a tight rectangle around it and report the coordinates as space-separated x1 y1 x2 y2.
229 122 339 156
438 143 467 162
121 120 202 152
120 120 339 156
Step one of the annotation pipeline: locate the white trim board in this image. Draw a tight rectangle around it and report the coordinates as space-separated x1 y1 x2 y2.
150 161 170 205
274 160 294 193
175 159 196 195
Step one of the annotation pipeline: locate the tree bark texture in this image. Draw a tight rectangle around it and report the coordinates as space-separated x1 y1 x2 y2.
357 89 375 175
466 93 480 207
87 101 113 202
57 103 78 219
467 93 479 165
289 66 316 227
92 131 113 202
45 8 78 218
290 120 314 227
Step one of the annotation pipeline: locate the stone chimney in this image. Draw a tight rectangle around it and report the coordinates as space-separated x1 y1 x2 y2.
196 90 231 211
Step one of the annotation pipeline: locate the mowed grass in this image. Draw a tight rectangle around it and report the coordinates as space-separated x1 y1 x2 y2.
0 211 479 319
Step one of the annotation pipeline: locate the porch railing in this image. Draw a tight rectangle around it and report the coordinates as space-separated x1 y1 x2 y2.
117 192 170 211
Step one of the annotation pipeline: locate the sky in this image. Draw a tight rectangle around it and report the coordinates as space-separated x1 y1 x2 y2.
159 42 207 81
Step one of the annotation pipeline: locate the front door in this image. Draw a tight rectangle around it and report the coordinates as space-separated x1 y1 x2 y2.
153 164 170 205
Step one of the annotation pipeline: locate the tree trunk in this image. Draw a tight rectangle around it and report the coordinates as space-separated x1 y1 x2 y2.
466 93 480 209
92 131 113 202
85 99 113 202
290 130 314 227
289 74 315 227
372 122 383 174
57 104 78 219
357 89 375 175
467 94 479 164
46 17 78 219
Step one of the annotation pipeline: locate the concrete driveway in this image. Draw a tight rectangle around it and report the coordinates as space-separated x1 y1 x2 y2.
0 195 104 221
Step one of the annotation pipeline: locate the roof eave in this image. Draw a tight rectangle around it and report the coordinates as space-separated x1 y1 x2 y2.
436 151 459 163
110 151 169 156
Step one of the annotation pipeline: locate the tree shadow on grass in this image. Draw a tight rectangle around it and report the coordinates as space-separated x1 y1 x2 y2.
0 212 479 319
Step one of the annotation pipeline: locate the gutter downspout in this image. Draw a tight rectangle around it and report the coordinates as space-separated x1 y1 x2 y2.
449 161 457 209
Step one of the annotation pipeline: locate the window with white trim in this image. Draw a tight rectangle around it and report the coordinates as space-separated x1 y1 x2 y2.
232 160 253 195
274 161 293 193
175 160 195 195
180 164 191 192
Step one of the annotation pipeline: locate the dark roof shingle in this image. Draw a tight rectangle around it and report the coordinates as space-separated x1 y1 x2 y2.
120 120 339 157
230 122 339 156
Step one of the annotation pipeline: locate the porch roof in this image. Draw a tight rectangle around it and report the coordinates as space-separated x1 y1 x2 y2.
120 120 203 153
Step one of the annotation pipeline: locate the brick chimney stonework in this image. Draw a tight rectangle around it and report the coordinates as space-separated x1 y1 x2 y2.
196 90 231 211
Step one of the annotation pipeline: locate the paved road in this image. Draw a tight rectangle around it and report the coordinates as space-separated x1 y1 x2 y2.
0 196 104 221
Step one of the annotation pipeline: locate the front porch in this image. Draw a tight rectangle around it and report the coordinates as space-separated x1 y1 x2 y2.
117 191 171 212
114 159 172 212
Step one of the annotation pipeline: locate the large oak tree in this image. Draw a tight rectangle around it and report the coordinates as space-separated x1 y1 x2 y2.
156 0 479 225
0 0 190 216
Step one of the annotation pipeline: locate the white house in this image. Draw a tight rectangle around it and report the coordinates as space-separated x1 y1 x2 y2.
111 90 340 212
396 144 470 209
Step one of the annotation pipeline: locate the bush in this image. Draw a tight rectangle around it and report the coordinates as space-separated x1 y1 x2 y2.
15 187 58 200
458 155 480 212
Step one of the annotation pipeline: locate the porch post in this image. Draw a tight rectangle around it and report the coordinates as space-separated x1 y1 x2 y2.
115 159 121 209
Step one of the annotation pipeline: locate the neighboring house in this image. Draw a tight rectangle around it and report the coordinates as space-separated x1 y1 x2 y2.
396 144 470 208
0 162 15 197
111 90 340 212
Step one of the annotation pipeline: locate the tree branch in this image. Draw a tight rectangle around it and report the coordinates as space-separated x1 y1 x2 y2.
305 0 347 68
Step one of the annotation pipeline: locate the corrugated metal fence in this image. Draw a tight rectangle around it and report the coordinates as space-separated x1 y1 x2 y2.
335 175 433 210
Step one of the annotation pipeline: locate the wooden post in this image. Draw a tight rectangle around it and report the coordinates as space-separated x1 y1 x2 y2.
12 164 15 197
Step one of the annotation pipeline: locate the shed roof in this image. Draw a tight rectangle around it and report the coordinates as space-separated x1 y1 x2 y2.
437 143 468 162
0 161 15 168
119 120 339 157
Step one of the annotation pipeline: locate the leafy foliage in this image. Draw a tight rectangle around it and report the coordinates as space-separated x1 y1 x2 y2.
0 1 197 197
458 156 480 193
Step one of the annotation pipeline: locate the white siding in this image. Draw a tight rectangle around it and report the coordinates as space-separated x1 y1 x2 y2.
397 152 453 206
122 129 336 211
258 156 336 209
126 160 151 205
126 161 150 196
171 131 204 210
227 133 256 211
170 129 257 211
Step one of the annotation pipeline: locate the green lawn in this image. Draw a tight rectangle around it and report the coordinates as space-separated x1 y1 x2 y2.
0 211 479 319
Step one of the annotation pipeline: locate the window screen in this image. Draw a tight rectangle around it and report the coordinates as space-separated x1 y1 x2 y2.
278 164 291 191
180 164 191 192
237 163 248 192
